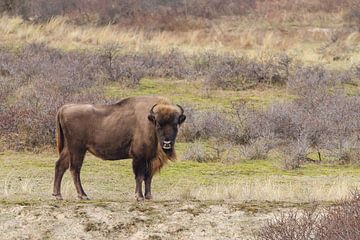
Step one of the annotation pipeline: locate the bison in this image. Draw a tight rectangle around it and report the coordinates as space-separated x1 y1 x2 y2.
52 96 186 200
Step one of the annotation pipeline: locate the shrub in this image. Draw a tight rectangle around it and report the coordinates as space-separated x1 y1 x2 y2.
239 137 274 160
344 0 360 29
0 0 257 26
178 106 250 144
182 140 239 163
182 141 210 162
257 191 360 240
204 52 292 90
0 44 106 150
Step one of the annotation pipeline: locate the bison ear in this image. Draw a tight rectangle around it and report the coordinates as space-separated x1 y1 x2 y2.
178 115 186 125
148 114 156 124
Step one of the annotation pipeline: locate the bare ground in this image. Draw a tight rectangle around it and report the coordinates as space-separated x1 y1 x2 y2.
0 199 300 240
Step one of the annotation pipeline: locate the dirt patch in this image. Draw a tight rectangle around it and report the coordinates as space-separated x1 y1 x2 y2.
0 200 290 240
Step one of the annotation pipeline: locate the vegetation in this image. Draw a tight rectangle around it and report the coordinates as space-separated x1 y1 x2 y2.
3 151 360 203
0 1 360 239
258 191 360 240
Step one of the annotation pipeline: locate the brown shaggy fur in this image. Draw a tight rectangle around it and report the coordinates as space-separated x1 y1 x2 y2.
151 143 177 176
56 112 64 154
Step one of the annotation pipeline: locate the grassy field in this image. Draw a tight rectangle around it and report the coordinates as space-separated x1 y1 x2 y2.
2 150 360 204
1 150 360 239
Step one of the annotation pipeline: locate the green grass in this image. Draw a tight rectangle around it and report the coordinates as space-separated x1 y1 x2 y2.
105 78 293 109
2 150 360 203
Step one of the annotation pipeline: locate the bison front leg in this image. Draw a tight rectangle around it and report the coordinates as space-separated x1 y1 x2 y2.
132 158 146 201
144 175 153 200
135 175 144 201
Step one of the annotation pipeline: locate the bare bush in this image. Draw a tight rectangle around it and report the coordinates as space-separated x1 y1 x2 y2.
0 0 256 27
344 0 360 29
283 140 310 170
0 44 106 150
205 53 292 90
182 140 238 163
257 191 360 240
336 148 360 165
257 208 320 240
245 65 360 166
182 141 210 162
98 47 193 87
178 106 250 144
239 138 274 160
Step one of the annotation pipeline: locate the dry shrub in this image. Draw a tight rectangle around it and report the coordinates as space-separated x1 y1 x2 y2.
257 191 360 240
257 208 320 240
344 0 360 29
283 142 309 170
239 137 274 160
182 142 210 163
182 140 238 163
0 43 106 150
337 148 360 165
204 52 292 90
2 0 353 28
178 106 250 145
98 46 193 86
246 65 360 166
0 0 256 28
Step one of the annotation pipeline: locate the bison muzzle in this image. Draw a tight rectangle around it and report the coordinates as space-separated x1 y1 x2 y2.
52 96 186 200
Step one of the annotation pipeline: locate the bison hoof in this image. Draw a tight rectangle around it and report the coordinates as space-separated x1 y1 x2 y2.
52 193 63 200
145 194 153 200
135 194 144 201
78 195 90 200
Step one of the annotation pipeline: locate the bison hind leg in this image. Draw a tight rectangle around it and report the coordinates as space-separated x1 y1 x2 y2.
53 149 70 200
68 148 89 200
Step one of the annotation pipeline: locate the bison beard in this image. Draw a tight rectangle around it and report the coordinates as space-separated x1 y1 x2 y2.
52 96 185 201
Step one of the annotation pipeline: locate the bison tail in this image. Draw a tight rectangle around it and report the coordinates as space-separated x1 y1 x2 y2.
56 111 64 154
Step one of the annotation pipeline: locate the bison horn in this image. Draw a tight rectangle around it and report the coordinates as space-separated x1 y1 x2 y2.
176 104 184 115
150 104 158 115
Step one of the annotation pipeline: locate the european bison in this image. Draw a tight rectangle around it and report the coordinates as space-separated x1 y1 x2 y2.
52 96 186 200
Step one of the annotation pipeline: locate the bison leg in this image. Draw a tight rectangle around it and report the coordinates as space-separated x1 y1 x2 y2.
52 150 70 200
132 159 146 201
135 175 144 201
69 150 89 200
144 175 153 200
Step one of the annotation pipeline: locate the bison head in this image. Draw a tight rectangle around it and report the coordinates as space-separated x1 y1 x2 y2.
148 104 186 152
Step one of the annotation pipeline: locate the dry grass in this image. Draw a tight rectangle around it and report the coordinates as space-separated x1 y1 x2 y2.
0 15 359 68
188 176 360 202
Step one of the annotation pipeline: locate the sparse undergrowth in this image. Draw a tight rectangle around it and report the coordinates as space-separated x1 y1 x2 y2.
0 43 359 169
257 191 360 240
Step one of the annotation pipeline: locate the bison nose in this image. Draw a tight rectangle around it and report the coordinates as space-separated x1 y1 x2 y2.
163 140 172 150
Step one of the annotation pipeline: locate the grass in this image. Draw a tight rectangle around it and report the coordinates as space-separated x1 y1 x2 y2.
105 78 293 109
0 15 359 69
1 150 360 203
